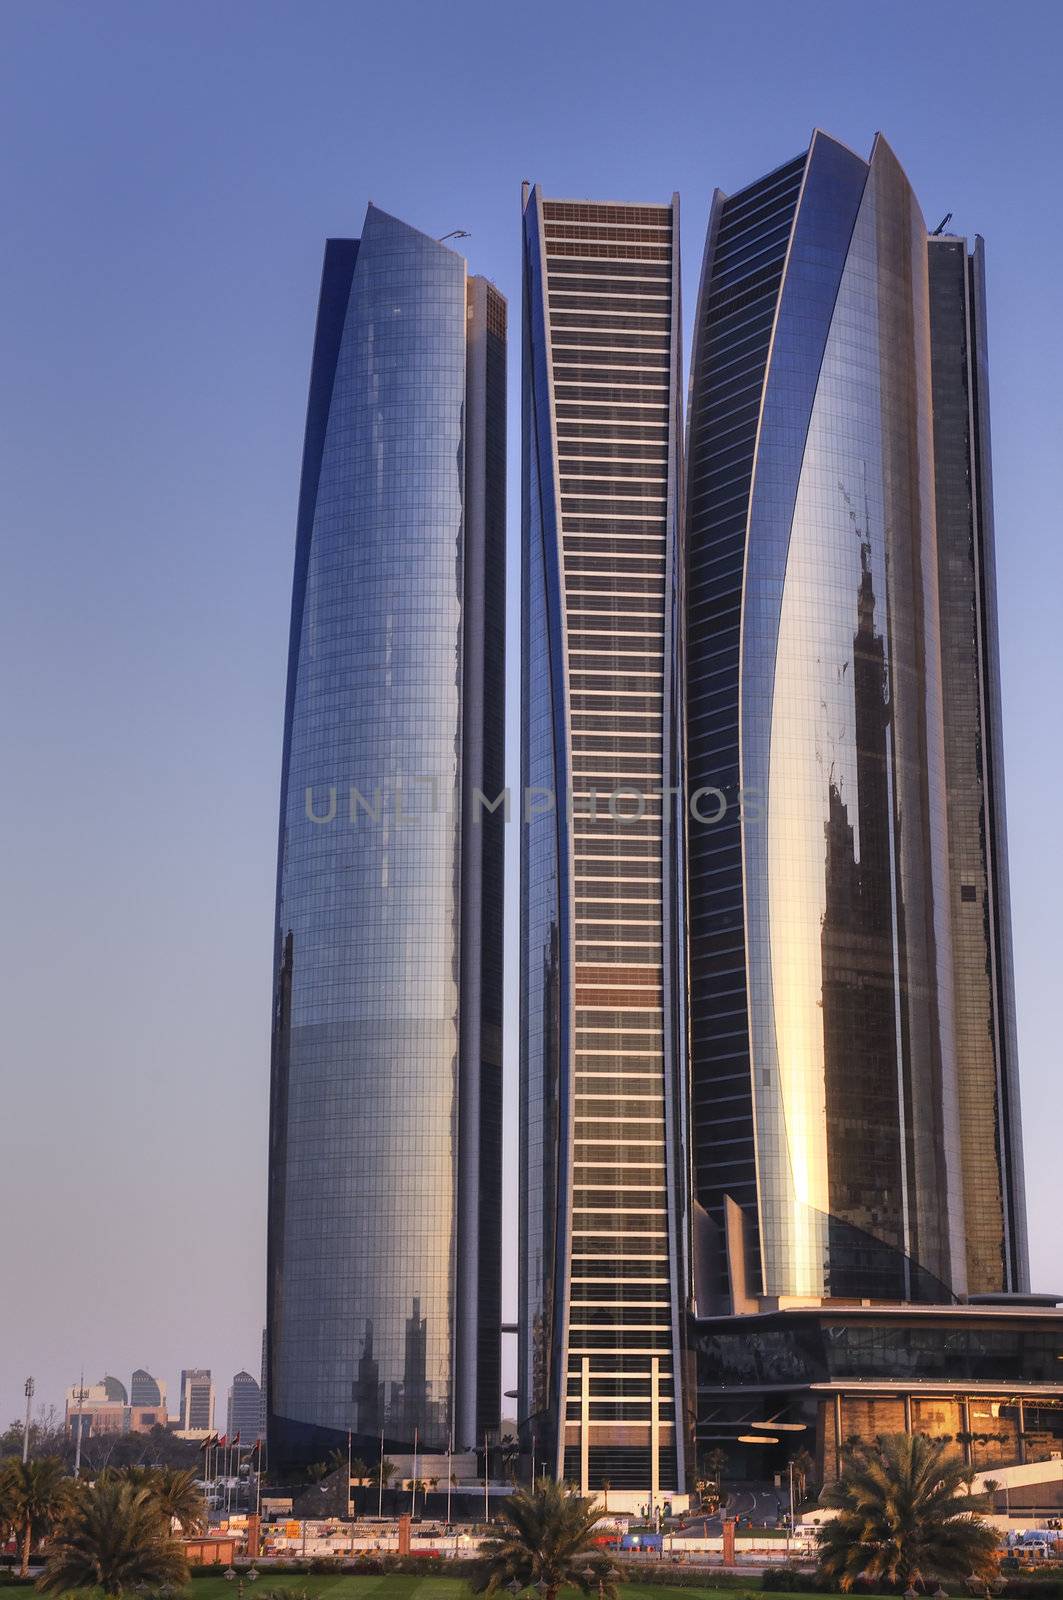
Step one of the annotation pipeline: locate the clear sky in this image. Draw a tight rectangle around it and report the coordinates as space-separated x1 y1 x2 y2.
2 0 1061 1426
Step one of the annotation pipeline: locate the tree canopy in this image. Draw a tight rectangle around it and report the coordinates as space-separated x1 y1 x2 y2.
816 1432 999 1591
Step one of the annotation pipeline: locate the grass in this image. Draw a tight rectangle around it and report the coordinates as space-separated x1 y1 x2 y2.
175 1577 863 1600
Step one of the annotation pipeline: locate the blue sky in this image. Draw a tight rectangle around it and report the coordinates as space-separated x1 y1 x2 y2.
1 0 1061 1423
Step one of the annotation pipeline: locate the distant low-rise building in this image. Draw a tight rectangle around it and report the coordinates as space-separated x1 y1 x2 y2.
65 1378 166 1440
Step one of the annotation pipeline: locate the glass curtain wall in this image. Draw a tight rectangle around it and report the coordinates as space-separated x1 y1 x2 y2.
268 207 505 1469
686 133 967 1308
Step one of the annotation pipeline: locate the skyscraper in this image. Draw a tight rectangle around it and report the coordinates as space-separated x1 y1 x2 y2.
227 1371 264 1443
684 129 1028 1312
129 1369 165 1409
520 187 688 1495
927 232 1029 1295
267 206 506 1471
179 1369 214 1433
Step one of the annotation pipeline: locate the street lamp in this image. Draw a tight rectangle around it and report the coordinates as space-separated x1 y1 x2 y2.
787 1460 795 1560
22 1378 35 1464
225 1565 258 1600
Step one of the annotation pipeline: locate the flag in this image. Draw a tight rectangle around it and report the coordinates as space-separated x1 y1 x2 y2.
232 1433 241 1447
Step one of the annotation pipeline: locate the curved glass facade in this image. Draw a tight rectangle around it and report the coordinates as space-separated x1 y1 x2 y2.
268 207 505 1469
687 134 971 1306
520 189 688 1494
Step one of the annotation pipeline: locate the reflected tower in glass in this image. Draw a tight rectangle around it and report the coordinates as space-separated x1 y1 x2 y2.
267 206 506 1471
928 232 1029 1294
685 131 993 1309
520 187 689 1494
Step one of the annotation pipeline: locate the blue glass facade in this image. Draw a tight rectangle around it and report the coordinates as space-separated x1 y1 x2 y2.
268 207 505 1469
686 133 984 1309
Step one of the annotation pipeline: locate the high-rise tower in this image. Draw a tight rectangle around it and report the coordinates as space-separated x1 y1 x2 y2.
520 187 688 1496
179 1369 214 1433
267 207 506 1471
685 130 1029 1312
928 231 1029 1294
686 131 967 1309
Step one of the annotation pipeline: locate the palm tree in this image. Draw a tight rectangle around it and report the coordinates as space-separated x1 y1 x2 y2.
116 1467 204 1532
472 1479 618 1600
0 1468 21 1549
349 1457 370 1514
816 1432 998 1592
36 1479 189 1597
1 1456 71 1577
790 1448 816 1508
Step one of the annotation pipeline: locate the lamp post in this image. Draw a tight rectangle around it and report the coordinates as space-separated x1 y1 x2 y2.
73 1371 85 1478
225 1564 259 1600
22 1378 34 1464
787 1460 795 1560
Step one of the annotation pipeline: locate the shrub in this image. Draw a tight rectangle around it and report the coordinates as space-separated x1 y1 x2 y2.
762 1568 834 1593
611 1563 768 1590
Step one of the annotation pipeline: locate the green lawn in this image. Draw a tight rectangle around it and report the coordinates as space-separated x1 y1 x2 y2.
176 1577 852 1600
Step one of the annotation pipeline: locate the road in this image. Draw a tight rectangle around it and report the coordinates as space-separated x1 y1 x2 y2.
672 1484 787 1538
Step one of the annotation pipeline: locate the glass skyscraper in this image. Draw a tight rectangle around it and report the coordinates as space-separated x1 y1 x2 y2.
267 206 506 1470
685 131 1028 1313
520 187 689 1494
928 231 1028 1294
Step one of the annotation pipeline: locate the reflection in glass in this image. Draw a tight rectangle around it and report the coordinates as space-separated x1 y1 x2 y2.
686 132 991 1307
267 208 505 1469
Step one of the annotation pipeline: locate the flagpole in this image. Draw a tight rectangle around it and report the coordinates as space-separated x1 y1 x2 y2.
346 1430 352 1521
484 1432 489 1526
378 1426 384 1520
446 1432 452 1528
411 1426 418 1520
